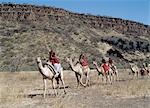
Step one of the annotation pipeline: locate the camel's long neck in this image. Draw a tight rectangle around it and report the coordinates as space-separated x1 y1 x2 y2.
94 64 101 73
38 61 44 69
69 59 77 72
37 61 45 75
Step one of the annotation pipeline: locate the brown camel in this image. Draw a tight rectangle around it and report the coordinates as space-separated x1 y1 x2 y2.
66 57 90 87
140 63 150 77
93 61 112 84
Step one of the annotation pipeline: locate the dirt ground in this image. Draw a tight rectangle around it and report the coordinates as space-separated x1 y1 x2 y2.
0 69 150 108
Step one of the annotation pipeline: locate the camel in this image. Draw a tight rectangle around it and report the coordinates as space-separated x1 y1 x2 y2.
109 64 119 81
147 63 150 76
140 68 148 76
93 61 104 82
36 57 66 98
93 61 112 84
66 57 90 87
129 63 140 78
140 63 150 77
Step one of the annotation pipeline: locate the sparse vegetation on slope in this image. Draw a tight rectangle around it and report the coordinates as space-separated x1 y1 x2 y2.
0 4 150 71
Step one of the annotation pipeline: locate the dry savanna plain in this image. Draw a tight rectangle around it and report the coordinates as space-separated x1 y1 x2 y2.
0 69 150 108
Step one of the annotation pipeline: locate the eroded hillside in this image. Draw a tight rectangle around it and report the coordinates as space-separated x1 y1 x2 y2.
0 4 150 71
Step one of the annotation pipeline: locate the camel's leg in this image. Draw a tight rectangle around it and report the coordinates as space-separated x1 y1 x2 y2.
134 71 137 78
102 73 106 84
109 72 113 83
84 69 90 86
148 70 150 77
101 70 106 84
113 72 116 82
97 75 103 84
97 75 101 84
97 73 100 82
110 71 114 83
79 74 86 87
113 66 119 81
99 72 104 84
60 77 66 94
102 75 104 83
107 72 112 84
106 72 111 84
75 73 80 88
130 70 135 79
133 72 135 79
85 74 90 86
106 75 109 84
105 75 108 84
112 72 115 82
85 75 88 86
109 75 112 84
88 75 90 86
55 77 60 89
52 80 57 96
137 71 139 78
59 71 66 94
55 78 60 94
115 70 119 81
43 78 47 98
114 72 117 81
136 72 138 78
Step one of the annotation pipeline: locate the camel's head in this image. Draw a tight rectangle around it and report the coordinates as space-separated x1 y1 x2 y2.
93 61 97 66
65 57 70 63
65 55 75 62
129 63 134 68
36 57 41 64
143 63 146 67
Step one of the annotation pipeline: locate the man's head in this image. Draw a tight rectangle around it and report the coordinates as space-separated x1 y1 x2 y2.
108 58 113 64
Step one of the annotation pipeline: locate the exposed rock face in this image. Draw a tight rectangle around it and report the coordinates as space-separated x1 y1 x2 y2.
0 4 149 36
0 4 149 71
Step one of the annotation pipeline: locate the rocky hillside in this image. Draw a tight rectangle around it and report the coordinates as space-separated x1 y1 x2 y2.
0 4 150 71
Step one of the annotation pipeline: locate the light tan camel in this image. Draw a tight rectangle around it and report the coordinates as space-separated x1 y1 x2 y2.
109 64 119 81
66 57 90 87
129 63 140 78
36 57 66 98
93 61 104 82
93 61 112 84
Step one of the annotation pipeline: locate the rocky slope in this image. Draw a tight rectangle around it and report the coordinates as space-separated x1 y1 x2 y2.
0 4 150 71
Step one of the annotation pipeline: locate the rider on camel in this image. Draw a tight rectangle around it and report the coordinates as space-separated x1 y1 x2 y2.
79 53 89 73
48 49 61 77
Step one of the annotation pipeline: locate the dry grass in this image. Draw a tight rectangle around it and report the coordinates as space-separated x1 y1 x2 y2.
0 70 150 108
0 72 38 104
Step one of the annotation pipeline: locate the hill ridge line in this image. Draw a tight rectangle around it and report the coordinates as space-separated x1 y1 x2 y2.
0 3 149 36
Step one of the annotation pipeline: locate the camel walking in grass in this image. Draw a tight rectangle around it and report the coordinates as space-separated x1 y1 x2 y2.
147 63 150 76
108 58 119 81
36 57 66 98
140 68 149 77
93 61 104 82
93 61 112 84
109 64 119 81
66 57 90 87
140 63 150 77
129 63 140 78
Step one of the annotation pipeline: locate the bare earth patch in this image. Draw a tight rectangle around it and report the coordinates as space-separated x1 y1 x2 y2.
0 70 150 108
